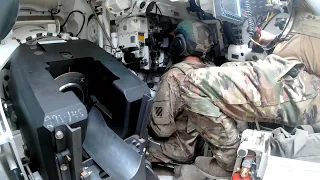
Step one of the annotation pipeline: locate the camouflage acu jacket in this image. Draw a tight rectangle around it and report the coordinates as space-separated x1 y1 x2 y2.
182 55 320 130
149 60 211 162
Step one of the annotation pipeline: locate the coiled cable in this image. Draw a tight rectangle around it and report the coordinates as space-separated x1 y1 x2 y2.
88 1 115 49
245 0 255 37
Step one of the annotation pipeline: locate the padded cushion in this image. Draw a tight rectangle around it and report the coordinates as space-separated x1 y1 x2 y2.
0 0 19 41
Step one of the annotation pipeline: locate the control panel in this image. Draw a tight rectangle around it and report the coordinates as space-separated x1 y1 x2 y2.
213 0 246 24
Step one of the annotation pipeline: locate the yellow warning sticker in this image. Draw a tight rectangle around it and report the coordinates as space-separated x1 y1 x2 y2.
138 33 144 41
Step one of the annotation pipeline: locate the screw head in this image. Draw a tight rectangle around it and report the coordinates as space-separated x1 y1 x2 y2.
55 131 64 140
60 164 68 171
66 155 72 161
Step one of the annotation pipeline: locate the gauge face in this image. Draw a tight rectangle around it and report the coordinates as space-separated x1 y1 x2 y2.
87 16 99 44
222 0 240 16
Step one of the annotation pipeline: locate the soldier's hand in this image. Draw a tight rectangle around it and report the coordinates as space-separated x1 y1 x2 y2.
258 30 276 44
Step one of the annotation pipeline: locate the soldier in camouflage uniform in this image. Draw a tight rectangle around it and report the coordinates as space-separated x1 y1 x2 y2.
148 20 214 163
180 0 320 178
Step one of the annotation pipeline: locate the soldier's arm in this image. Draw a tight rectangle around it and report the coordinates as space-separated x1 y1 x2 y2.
297 0 314 13
149 75 179 138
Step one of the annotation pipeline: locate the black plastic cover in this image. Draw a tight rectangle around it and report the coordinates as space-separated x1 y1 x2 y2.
8 39 149 179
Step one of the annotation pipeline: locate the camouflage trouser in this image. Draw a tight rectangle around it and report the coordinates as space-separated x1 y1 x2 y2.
187 112 240 171
182 54 320 171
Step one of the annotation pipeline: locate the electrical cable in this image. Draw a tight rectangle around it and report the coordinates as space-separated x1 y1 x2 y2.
60 10 86 37
248 36 262 46
88 1 115 49
50 10 54 20
76 17 85 37
245 0 255 37
61 10 83 27
50 8 60 20
265 12 271 22
262 12 280 30
155 4 162 15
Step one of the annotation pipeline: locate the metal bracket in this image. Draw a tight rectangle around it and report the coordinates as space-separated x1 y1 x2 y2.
135 94 153 140
125 135 147 155
55 124 83 180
